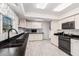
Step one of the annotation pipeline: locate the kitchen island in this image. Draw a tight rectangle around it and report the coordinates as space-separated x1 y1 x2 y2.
0 32 29 56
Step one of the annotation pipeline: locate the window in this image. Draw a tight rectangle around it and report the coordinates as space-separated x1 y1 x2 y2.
3 16 12 32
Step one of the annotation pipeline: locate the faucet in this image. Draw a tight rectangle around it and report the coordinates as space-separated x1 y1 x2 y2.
8 25 18 39
7 25 18 55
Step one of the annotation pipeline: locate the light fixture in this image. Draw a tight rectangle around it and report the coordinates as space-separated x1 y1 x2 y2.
36 3 48 9
53 3 72 12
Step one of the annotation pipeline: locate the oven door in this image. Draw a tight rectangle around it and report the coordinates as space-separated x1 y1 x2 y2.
59 39 70 50
59 36 71 55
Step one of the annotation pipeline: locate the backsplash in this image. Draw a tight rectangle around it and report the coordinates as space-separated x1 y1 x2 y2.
57 29 79 35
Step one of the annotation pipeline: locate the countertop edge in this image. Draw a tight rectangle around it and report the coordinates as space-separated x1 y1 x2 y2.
54 33 79 39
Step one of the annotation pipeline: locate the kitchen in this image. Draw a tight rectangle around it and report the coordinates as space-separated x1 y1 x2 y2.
0 3 79 56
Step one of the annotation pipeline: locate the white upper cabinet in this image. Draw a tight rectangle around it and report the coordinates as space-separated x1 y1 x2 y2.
60 16 75 24
75 15 79 29
26 22 42 29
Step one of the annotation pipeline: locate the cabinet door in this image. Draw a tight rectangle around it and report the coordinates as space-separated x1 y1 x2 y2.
71 39 79 56
75 15 79 29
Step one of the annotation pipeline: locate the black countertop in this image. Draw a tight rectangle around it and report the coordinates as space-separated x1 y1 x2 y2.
0 33 24 48
54 32 79 39
29 32 44 34
0 32 29 56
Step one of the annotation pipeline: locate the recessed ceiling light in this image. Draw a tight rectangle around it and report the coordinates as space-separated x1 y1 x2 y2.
53 3 72 12
36 3 48 9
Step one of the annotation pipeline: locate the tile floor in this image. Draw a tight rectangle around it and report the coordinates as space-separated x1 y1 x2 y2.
25 40 69 56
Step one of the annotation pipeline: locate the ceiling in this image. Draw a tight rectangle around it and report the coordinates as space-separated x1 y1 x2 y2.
23 3 79 16
8 3 79 21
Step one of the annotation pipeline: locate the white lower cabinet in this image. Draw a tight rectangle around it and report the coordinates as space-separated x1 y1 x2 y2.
71 39 79 56
28 34 43 41
51 36 58 47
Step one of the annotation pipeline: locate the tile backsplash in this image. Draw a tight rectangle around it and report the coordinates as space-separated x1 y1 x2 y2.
57 29 79 35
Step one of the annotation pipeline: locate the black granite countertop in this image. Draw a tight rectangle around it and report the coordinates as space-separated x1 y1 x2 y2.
29 32 44 34
54 32 79 39
0 32 24 48
0 32 29 56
